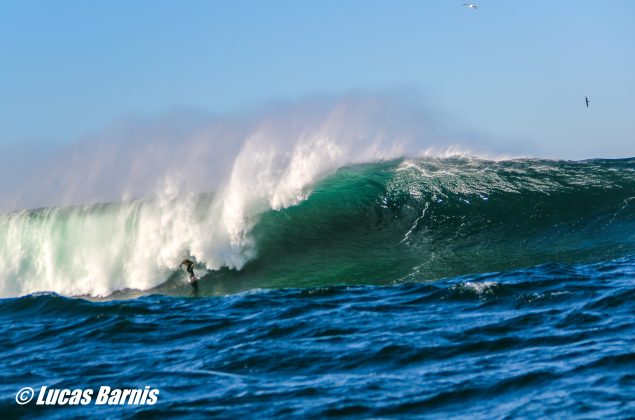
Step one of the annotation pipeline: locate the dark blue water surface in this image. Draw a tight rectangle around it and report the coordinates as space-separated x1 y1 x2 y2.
2 256 634 418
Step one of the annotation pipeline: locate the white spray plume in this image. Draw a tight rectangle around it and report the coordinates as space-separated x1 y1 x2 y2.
0 93 503 297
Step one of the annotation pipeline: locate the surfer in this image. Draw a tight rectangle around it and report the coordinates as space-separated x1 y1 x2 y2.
180 259 198 286
585 96 590 107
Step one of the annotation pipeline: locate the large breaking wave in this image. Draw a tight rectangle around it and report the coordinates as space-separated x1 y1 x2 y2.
1 156 633 298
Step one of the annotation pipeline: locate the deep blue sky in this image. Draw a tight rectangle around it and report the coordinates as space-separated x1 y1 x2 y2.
1 0 633 158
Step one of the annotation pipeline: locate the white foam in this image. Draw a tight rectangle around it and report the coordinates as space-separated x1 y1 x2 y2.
0 95 510 297
0 97 421 297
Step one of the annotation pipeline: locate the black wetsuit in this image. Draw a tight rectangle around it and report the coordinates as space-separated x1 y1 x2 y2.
182 260 197 285
188 265 198 290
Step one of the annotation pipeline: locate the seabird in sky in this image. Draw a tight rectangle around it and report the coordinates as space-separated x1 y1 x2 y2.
463 3 478 10
585 96 590 107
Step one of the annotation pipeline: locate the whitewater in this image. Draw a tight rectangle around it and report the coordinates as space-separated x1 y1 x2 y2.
0 97 482 297
1 155 633 298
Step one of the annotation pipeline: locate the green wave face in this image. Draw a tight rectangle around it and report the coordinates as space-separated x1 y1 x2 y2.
195 157 635 296
1 157 633 298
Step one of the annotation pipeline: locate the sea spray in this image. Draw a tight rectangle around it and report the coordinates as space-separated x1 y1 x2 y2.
0 99 423 297
1 157 633 298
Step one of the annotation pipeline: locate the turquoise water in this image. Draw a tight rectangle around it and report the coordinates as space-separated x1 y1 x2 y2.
1 157 634 417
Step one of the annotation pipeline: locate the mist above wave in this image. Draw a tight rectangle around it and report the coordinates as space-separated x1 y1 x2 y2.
0 94 463 297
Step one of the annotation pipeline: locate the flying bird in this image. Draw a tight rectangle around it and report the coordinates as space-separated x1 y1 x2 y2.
464 3 478 9
585 96 590 107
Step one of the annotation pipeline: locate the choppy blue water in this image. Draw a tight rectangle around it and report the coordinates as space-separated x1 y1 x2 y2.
2 256 634 418
2 157 634 418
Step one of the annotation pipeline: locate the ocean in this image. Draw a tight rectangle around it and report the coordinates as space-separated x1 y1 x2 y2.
1 157 634 418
